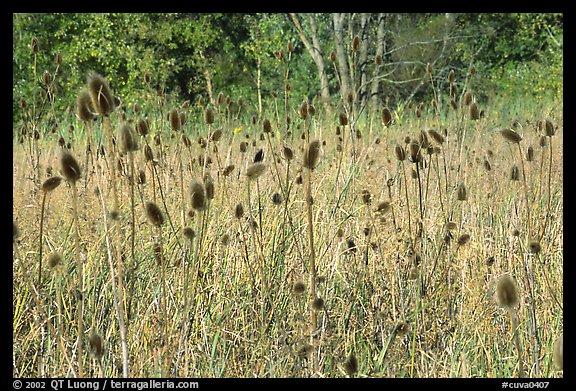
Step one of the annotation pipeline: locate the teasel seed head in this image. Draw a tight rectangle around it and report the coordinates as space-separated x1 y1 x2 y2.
427 129 445 145
457 234 471 246
263 118 272 133
42 176 62 192
495 274 519 308
292 280 306 296
352 35 360 52
120 123 139 153
312 297 325 311
463 91 473 106
211 128 223 142
168 109 180 131
190 181 207 211
376 201 391 214
204 108 214 125
553 334 563 371
204 174 215 200
529 240 541 254
31 37 39 54
136 118 150 136
253 148 264 163
89 331 104 360
382 107 392 127
457 182 468 201
283 146 294 161
339 113 348 126
500 128 523 144
223 164 235 177
87 72 115 116
303 140 321 170
272 192 283 205
344 353 358 377
408 141 422 163
469 102 480 120
483 159 492 171
48 252 62 270
246 162 267 180
526 146 534 162
299 101 308 120
183 227 196 241
450 98 458 110
138 169 146 185
510 165 520 181
144 145 154 162
539 135 548 148
60 150 81 183
234 203 244 219
77 89 95 122
395 145 406 161
448 69 455 83
145 202 164 227
375 54 382 65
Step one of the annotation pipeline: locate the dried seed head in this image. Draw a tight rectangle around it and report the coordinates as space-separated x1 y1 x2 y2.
344 353 358 377
42 176 62 192
457 183 468 201
254 149 264 163
450 98 458 110
136 118 150 136
77 89 95 122
463 91 473 106
138 169 146 185
339 113 348 126
239 141 248 153
469 102 480 120
60 150 81 183
292 280 306 296
445 221 458 231
120 123 139 152
511 229 520 237
144 145 154 162
234 203 244 219
408 141 422 163
448 69 455 83
204 174 215 200
376 201 391 213
346 239 357 253
457 234 471 246
382 107 392 126
183 227 196 241
87 72 115 116
554 334 563 371
495 274 519 308
543 119 555 137
210 128 223 142
246 162 267 180
299 102 308 120
190 181 207 211
272 192 283 205
375 54 382 65
394 322 410 337
223 165 235 177
500 128 523 144
48 252 62 270
352 35 360 52
395 145 406 161
529 240 541 254
483 159 492 171
303 140 321 170
89 331 104 360
145 202 164 227
510 165 520 181
169 108 180 131
31 37 39 54
204 108 214 125
361 189 372 205
262 118 272 133
312 297 325 311
427 129 445 144
539 135 548 148
526 146 534 162
283 146 294 161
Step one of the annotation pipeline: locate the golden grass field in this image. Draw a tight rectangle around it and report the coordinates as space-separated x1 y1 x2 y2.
13 74 563 378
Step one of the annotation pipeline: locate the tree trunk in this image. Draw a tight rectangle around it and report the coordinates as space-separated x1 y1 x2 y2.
288 13 332 112
370 13 386 111
332 13 352 107
358 13 371 112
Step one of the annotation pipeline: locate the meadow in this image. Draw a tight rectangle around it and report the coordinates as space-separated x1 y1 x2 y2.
12 66 563 378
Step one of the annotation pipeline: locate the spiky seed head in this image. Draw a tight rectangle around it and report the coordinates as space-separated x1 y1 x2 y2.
554 334 563 370
394 322 410 337
352 35 360 52
145 202 164 227
375 54 382 65
42 176 62 192
511 229 520 237
495 274 519 308
457 183 468 201
463 91 473 106
427 129 445 144
483 159 492 171
457 234 471 246
330 51 337 62
299 102 308 120
450 99 458 110
500 128 523 144
529 241 541 254
395 145 406 161
234 203 244 219
510 165 520 181
48 252 62 270
303 140 321 170
239 141 247 153
204 174 215 200
408 141 422 163
292 280 306 296
272 192 283 205
339 113 348 126
190 181 207 211
109 208 120 220
183 227 196 241
382 107 392 126
308 104 316 117
344 353 358 377
223 165 235 177
87 72 115 116
254 149 264 162
204 108 214 125
120 123 139 153
526 146 534 162
136 118 150 136
544 119 555 137
144 145 154 162
283 146 294 161
137 169 146 185
376 201 391 213
211 128 223 142
312 297 325 311
246 162 267 180
469 102 480 120
31 37 39 54
539 135 548 148
89 331 104 360
448 69 455 83
346 239 357 253
60 150 81 183
445 221 457 231
168 109 180 131
77 89 95 122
